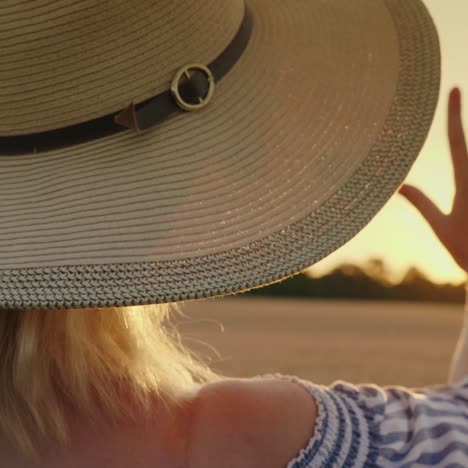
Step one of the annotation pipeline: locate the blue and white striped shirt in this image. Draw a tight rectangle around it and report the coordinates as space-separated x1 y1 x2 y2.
279 374 468 467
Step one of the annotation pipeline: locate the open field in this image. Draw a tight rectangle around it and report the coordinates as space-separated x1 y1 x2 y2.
176 297 464 388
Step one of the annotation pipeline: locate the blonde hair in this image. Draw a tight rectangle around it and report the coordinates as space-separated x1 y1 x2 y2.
0 302 222 457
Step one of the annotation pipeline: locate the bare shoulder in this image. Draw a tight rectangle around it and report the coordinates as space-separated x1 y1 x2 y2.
188 376 318 468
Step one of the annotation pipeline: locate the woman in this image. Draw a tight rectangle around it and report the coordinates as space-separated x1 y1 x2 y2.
0 0 465 466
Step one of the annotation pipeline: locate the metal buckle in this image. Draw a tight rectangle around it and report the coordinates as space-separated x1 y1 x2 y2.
171 64 215 112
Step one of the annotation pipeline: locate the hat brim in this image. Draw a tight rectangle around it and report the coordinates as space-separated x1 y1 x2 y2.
0 0 440 310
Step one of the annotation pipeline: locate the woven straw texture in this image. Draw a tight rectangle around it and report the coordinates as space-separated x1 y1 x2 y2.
0 0 440 310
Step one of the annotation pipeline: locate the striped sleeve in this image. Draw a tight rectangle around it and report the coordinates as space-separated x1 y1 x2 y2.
276 374 468 467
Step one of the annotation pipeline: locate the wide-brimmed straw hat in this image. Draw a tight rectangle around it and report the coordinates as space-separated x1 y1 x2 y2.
0 0 440 311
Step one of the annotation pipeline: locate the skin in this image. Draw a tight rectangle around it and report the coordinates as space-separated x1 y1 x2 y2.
398 87 468 276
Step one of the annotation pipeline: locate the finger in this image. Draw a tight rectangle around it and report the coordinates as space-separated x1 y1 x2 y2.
398 184 447 238
448 88 468 191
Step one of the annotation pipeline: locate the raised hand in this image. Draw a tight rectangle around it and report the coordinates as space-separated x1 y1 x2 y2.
398 88 468 274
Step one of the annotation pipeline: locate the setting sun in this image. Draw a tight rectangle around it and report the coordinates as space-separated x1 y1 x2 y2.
308 0 468 286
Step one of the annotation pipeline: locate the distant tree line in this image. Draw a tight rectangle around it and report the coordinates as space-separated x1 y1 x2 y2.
244 259 466 303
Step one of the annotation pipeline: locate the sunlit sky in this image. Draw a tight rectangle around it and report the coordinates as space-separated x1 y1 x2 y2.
307 0 468 285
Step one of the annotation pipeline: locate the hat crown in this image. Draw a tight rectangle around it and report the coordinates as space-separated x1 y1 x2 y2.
0 0 245 136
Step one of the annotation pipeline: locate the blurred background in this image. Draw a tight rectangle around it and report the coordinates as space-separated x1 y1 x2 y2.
179 0 468 389
304 0 467 287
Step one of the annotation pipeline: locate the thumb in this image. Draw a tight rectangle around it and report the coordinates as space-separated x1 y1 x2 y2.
398 184 447 236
